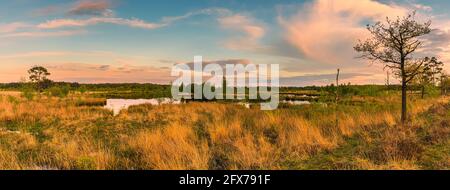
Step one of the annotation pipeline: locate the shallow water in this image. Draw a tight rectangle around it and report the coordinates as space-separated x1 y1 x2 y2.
104 98 181 115
282 100 311 105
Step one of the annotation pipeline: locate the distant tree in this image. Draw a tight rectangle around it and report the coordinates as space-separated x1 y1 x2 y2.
410 57 444 98
28 66 52 92
28 66 50 83
441 74 450 95
354 12 434 123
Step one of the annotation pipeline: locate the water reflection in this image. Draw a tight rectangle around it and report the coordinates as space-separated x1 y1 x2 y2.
104 98 181 115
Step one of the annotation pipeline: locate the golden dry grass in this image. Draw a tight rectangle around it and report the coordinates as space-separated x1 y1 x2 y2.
0 93 448 170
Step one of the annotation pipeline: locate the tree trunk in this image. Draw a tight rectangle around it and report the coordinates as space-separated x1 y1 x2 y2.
401 79 407 124
421 85 425 99
336 69 340 104
335 69 340 129
442 76 445 96
400 55 407 124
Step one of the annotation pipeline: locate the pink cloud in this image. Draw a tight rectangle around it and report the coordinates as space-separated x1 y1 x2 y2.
42 62 173 84
68 0 113 16
36 8 235 31
218 14 266 51
279 0 408 65
0 30 86 38
219 14 265 39
37 17 164 30
0 22 31 33
412 3 433 12
0 51 72 59
32 5 64 16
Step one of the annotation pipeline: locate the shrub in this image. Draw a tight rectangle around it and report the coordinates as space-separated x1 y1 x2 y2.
78 85 87 94
21 85 35 101
48 85 70 98
7 95 19 104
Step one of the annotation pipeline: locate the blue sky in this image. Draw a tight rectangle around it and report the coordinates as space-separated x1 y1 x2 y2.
1 0 449 85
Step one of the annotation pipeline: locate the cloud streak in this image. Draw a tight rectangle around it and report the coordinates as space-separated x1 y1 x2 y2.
0 30 86 38
37 17 164 30
68 0 113 16
182 59 252 70
42 62 173 84
0 22 31 33
37 8 234 30
219 14 266 51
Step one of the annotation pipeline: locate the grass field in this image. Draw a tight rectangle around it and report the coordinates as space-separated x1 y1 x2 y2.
0 87 448 170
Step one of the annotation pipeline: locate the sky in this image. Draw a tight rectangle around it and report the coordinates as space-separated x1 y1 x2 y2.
1 0 450 86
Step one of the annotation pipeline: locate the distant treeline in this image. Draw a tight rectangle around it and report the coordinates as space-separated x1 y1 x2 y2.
1 82 447 99
0 82 172 99
0 82 170 90
282 84 447 100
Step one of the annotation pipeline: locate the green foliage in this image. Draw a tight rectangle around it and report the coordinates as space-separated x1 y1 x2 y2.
89 84 172 99
7 95 18 104
75 157 96 170
425 85 441 98
442 75 450 95
47 85 70 98
28 66 50 83
36 78 53 91
28 66 53 92
20 83 35 101
318 84 391 100
78 85 87 94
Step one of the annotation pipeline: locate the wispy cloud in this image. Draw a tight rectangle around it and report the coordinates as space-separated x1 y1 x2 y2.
32 5 65 17
37 7 234 30
412 3 433 11
0 51 72 60
182 59 252 69
68 0 113 16
42 62 173 84
32 0 114 17
0 22 31 33
0 30 86 38
37 17 164 30
219 14 266 51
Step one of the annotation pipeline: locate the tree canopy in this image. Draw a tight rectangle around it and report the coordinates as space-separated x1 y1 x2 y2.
354 12 440 123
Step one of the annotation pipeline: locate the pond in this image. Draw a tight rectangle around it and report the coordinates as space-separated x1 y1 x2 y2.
281 100 311 105
104 98 313 115
104 98 181 115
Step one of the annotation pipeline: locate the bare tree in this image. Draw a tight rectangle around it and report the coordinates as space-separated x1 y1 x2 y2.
354 12 433 123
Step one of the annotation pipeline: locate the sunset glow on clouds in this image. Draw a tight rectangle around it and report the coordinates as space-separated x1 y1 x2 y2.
279 0 408 65
1 0 450 85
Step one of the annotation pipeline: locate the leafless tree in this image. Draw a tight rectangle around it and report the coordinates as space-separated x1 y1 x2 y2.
354 12 434 123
